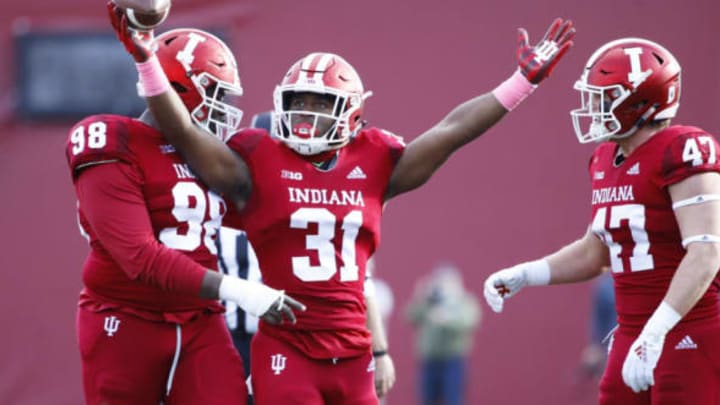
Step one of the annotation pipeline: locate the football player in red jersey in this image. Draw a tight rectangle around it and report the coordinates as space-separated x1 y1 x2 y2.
484 38 720 404
65 27 304 405
109 6 574 403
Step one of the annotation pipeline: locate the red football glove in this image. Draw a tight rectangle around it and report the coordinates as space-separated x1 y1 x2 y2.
517 18 575 84
106 1 155 63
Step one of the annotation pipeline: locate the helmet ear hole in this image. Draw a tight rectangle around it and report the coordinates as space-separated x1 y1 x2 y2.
652 52 664 65
632 100 649 111
171 82 188 94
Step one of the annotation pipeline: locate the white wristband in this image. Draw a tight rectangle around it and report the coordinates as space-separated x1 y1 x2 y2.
524 259 551 286
644 301 682 337
218 275 283 318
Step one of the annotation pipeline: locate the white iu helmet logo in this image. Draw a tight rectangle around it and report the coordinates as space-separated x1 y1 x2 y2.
624 47 652 89
176 32 207 70
104 315 120 337
271 353 287 375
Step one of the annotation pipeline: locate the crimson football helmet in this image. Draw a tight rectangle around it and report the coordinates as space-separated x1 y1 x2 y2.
153 28 243 141
272 52 373 155
570 38 681 143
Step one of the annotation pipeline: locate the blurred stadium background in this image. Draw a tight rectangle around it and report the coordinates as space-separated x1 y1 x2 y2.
1 0 717 404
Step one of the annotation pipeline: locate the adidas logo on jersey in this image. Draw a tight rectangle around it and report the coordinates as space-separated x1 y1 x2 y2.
594 171 605 180
347 166 366 179
160 144 176 154
674 335 697 350
626 163 640 175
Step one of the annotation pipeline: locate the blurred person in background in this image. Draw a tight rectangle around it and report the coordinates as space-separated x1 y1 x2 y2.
406 263 480 405
579 268 616 380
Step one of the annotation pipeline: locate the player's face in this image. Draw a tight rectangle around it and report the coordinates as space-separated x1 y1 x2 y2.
287 92 336 139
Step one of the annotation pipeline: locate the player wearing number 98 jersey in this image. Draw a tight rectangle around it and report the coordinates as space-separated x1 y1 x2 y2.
484 38 720 404
66 113 250 405
64 28 303 405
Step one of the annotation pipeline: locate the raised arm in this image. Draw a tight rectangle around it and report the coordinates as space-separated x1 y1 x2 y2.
386 18 574 200
108 2 251 208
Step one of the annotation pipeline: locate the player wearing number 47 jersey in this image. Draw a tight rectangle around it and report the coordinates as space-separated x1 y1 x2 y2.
65 26 303 405
484 38 720 404
111 10 574 405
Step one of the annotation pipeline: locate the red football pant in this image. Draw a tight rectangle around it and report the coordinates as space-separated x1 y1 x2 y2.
78 308 247 405
600 320 720 404
250 330 377 405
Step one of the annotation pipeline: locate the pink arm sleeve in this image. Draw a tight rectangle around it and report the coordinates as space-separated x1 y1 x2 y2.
76 162 207 296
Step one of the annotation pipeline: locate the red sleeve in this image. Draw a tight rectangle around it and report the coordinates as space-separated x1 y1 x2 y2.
378 128 406 167
66 115 134 180
226 128 266 160
76 162 207 296
660 129 720 187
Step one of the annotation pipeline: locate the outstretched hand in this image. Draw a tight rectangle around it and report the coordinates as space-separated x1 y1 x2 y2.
483 265 529 313
106 1 155 63
517 18 575 84
260 293 307 325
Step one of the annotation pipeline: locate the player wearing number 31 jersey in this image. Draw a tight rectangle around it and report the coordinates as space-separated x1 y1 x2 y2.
484 38 720 404
225 127 401 360
112 11 575 404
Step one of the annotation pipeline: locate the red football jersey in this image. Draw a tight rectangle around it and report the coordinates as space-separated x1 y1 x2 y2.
225 127 404 359
66 114 225 319
588 125 720 329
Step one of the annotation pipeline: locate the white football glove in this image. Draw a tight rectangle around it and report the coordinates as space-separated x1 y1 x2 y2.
219 275 284 318
621 301 681 393
483 259 551 313
621 329 665 392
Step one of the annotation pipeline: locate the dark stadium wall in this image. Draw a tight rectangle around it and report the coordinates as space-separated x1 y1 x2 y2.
1 0 717 404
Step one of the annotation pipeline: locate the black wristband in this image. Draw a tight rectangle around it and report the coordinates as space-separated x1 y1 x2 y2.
372 350 388 358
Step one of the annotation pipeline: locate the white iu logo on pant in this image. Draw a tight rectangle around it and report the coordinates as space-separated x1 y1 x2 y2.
271 354 287 375
104 315 120 337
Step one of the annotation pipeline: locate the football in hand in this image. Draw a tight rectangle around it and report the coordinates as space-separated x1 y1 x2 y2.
112 0 171 31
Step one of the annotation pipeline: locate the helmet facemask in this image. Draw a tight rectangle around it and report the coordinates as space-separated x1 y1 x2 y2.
272 87 370 156
571 81 632 143
271 52 372 156
188 71 243 142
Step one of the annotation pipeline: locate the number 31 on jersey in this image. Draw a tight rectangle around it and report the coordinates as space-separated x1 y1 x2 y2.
290 208 362 282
